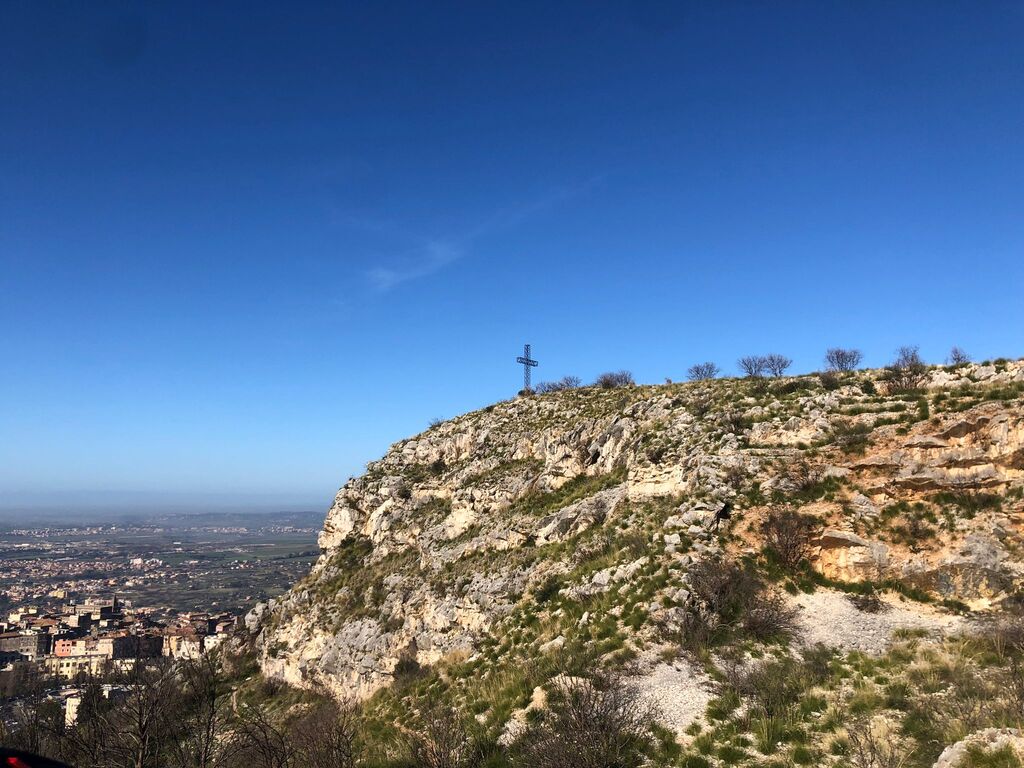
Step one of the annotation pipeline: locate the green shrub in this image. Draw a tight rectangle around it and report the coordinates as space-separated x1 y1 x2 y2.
917 397 931 420
931 491 1002 517
511 671 654 768
533 575 562 604
393 653 427 686
680 755 712 768
792 744 815 764
819 371 842 391
963 744 1024 767
830 419 873 454
772 378 813 396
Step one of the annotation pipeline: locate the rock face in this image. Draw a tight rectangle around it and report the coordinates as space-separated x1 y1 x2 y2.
853 409 1024 494
252 360 1024 702
933 728 1024 768
533 486 625 546
816 529 889 582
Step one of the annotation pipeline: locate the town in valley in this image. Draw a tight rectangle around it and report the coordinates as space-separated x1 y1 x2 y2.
0 510 321 723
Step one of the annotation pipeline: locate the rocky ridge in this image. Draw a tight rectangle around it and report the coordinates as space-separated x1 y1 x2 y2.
249 359 1024 714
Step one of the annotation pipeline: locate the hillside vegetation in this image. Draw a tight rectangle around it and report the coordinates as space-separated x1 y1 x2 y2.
242 357 1024 768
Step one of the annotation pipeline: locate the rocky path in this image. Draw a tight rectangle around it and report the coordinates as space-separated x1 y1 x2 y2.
791 589 966 654
631 657 714 738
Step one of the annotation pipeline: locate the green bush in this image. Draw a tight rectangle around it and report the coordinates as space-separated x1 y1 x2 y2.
830 419 872 454
533 575 562 604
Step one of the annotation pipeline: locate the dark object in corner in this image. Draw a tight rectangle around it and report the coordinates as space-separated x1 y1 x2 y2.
709 501 733 532
1 750 73 768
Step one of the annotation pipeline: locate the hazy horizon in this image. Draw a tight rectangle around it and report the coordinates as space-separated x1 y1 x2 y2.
0 489 331 518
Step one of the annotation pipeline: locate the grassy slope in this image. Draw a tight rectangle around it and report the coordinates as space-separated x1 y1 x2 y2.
251 362 1024 767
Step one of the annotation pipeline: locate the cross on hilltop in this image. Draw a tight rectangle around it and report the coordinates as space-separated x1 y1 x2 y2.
516 344 538 391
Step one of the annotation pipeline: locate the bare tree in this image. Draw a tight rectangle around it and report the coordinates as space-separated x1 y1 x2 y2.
594 371 634 389
763 354 792 377
738 355 767 378
881 345 928 393
776 457 824 495
825 348 863 372
292 699 360 768
0 698 65 760
407 705 482 768
100 659 182 768
0 660 54 700
536 376 582 393
947 346 971 366
232 703 295 768
32 658 181 768
896 345 925 370
686 362 719 381
513 672 654 768
170 655 236 768
687 559 756 620
760 508 818 570
58 677 118 767
741 590 799 641
682 560 797 648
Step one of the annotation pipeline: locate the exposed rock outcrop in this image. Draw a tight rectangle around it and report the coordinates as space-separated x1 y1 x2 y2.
251 359 1024 703
933 728 1024 768
816 529 889 582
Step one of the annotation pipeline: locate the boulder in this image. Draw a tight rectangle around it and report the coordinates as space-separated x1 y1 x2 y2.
815 530 889 582
933 728 1024 768
244 602 268 633
849 492 880 520
904 534 1014 599
533 486 625 545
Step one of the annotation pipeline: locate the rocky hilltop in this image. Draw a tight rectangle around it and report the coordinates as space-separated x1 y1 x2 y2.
253 359 1023 689
246 358 1024 764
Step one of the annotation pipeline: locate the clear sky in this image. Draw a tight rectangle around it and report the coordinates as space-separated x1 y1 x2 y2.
2 2 1022 512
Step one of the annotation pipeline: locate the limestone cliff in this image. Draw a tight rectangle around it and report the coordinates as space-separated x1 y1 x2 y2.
249 359 1024 704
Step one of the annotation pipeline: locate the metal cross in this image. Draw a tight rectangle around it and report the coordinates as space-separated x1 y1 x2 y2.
516 344 538 391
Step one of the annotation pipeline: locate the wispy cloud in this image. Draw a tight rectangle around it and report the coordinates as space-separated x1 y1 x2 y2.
354 177 601 292
365 240 462 292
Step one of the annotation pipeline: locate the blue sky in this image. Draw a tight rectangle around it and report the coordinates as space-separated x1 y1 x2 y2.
2 2 1022 511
